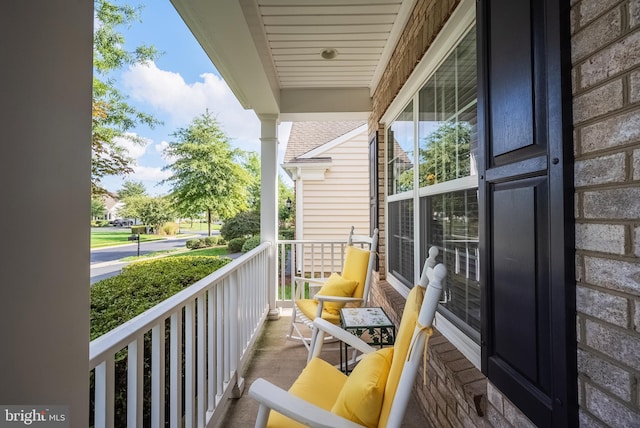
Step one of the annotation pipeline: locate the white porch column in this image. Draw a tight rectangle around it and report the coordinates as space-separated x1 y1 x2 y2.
259 115 281 320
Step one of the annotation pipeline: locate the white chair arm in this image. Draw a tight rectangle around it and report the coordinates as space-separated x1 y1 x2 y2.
312 318 376 355
314 295 363 303
249 378 364 428
293 276 327 285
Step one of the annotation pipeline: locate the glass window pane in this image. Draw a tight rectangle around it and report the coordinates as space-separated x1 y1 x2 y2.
387 102 414 195
418 29 477 187
422 189 480 340
388 199 414 286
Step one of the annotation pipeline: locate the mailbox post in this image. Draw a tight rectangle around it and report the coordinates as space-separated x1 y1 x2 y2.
128 233 140 256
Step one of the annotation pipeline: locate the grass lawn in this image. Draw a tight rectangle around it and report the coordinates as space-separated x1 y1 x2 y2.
91 231 166 248
178 222 222 232
169 246 229 258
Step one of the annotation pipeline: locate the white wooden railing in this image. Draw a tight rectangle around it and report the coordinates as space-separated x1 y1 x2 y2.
89 242 271 428
276 239 351 307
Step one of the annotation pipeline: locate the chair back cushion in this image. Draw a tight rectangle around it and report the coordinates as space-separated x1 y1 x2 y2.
378 285 425 427
341 245 371 299
315 273 358 314
331 347 394 428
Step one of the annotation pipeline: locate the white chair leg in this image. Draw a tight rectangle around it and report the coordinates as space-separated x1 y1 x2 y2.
254 404 270 428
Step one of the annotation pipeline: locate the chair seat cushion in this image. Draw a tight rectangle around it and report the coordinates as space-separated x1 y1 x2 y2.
315 273 358 314
267 357 348 428
296 299 341 324
331 347 394 428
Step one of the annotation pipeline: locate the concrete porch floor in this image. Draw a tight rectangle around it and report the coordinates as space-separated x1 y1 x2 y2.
216 309 430 427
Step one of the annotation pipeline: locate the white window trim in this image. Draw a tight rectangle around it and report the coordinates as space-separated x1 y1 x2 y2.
382 0 480 368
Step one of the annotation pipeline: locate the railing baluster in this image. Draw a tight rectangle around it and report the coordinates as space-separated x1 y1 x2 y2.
185 301 196 428
197 293 206 427
223 279 231 384
208 288 215 411
216 283 224 397
127 336 143 427
152 322 165 428
170 311 182 428
230 272 239 377
94 357 115 428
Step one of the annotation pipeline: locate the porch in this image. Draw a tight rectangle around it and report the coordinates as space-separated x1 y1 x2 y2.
90 238 424 427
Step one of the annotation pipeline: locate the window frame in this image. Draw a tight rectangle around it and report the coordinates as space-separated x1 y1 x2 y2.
382 0 480 368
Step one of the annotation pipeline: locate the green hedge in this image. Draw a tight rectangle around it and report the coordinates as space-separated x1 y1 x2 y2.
227 237 247 253
91 256 231 339
241 235 261 253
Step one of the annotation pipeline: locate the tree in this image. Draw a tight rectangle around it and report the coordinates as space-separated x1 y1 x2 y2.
136 197 175 233
91 197 106 219
418 121 471 187
92 0 161 195
162 112 251 236
244 151 261 211
117 180 147 200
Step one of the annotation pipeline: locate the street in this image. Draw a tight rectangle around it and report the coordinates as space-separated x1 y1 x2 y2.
90 231 216 284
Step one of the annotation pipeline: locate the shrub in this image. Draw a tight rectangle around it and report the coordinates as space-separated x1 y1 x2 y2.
161 222 179 235
279 228 295 240
220 211 260 241
186 238 204 249
90 256 231 426
204 236 216 247
241 235 261 253
131 225 146 235
227 237 247 253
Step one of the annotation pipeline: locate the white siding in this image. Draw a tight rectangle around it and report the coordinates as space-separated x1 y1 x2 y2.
301 130 370 241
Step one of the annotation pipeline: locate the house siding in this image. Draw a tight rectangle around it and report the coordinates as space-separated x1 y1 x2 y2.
301 132 370 241
297 131 371 274
572 0 640 426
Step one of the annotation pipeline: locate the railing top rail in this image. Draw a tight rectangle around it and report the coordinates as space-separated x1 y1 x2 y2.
89 242 271 368
277 239 349 245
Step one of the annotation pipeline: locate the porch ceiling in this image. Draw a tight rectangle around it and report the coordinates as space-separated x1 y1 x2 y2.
170 0 417 120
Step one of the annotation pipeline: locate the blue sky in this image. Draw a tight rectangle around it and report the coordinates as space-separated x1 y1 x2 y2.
100 0 292 196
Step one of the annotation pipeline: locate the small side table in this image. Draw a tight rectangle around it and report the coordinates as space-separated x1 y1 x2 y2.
339 307 396 374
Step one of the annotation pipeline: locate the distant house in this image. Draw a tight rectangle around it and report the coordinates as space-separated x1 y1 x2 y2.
103 195 124 222
282 121 370 242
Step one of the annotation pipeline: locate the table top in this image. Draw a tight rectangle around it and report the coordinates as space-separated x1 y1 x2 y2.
340 307 394 329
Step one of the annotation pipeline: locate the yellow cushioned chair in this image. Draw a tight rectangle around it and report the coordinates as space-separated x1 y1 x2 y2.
287 227 379 354
250 248 446 428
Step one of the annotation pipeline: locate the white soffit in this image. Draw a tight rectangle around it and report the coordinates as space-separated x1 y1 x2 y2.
172 0 418 117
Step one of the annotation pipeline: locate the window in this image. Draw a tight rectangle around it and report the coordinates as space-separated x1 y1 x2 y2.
386 26 479 344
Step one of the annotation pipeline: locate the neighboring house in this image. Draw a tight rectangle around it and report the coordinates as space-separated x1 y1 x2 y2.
101 194 124 222
282 121 370 242
6 1 640 427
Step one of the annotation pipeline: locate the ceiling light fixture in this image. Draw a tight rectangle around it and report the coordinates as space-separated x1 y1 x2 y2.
320 48 338 60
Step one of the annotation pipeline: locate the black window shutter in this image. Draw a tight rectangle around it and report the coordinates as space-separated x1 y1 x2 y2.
477 0 577 426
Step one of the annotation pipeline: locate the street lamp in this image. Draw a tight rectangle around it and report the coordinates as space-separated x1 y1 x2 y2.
286 197 292 211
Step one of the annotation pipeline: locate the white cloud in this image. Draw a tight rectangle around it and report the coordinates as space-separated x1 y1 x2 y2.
113 132 151 160
122 61 261 145
132 164 172 182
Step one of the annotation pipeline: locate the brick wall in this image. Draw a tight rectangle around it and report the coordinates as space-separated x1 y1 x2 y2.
571 0 640 425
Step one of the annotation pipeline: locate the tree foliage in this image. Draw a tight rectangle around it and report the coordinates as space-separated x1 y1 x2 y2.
91 197 107 219
92 0 160 195
162 111 252 235
220 211 261 241
117 180 147 200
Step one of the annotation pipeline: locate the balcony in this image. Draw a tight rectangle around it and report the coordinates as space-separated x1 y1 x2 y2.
89 238 428 427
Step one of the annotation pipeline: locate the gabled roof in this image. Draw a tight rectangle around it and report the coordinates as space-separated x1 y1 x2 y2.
283 120 366 162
